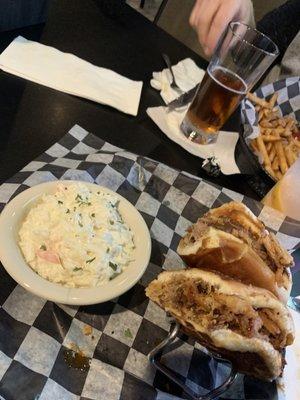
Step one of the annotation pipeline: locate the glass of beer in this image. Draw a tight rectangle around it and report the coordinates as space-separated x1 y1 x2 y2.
181 22 279 144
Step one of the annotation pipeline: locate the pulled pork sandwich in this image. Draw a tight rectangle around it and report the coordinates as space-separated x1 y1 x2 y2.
146 269 295 381
177 202 294 304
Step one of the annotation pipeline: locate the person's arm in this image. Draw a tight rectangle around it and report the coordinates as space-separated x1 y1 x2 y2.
189 0 254 57
256 0 300 61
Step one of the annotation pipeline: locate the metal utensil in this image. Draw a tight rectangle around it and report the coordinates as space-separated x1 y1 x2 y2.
149 322 237 400
162 53 183 95
166 85 198 112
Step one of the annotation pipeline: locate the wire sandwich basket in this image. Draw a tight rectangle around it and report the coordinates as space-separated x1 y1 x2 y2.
149 322 237 400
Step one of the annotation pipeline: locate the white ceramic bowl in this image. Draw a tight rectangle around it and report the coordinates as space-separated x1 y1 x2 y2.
0 181 151 305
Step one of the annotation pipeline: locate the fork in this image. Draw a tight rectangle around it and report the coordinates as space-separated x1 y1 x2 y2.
162 53 183 95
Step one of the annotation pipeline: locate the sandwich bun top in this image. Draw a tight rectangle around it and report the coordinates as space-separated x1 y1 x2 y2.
201 201 294 269
177 226 292 303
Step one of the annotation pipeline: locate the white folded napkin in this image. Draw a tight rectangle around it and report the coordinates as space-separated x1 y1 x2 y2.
147 105 240 175
151 58 205 104
148 58 240 175
0 36 143 116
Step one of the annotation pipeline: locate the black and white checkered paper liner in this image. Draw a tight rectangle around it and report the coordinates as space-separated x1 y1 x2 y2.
0 125 299 400
241 76 300 155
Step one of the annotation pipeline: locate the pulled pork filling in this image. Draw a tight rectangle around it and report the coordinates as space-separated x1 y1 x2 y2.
158 276 287 350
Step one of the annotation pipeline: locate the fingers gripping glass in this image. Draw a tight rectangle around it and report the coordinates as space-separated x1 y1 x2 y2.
181 22 279 144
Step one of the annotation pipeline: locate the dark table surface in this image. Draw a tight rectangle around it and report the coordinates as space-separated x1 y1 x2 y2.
0 0 260 199
0 0 299 290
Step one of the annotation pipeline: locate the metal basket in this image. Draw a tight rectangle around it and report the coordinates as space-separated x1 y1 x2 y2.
149 323 237 400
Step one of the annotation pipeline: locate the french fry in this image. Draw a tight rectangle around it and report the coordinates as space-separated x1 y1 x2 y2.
271 127 285 135
272 156 279 171
280 129 293 137
272 120 280 128
262 135 281 142
285 146 295 168
248 89 299 180
266 142 272 152
247 92 271 109
286 118 295 130
277 118 287 128
275 170 283 180
269 146 276 163
267 111 280 121
268 92 278 109
291 148 298 162
250 139 258 153
274 141 288 174
260 120 274 128
258 110 265 122
257 135 271 166
293 138 300 149
265 165 277 180
261 128 271 135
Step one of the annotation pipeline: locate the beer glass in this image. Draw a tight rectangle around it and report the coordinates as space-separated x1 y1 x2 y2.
181 22 279 144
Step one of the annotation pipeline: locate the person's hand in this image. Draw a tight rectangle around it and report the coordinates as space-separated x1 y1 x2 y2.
189 0 254 57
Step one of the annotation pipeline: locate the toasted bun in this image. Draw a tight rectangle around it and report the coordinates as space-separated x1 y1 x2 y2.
177 201 293 303
201 202 294 269
182 325 284 381
203 202 266 235
178 226 291 303
146 269 294 381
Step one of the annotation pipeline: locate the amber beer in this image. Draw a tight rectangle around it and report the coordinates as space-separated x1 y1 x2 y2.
186 66 247 135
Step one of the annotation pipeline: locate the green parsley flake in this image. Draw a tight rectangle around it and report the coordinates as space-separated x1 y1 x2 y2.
58 200 63 204
40 244 47 251
66 209 70 214
76 194 91 206
109 272 120 280
91 213 95 218
78 221 83 227
73 267 82 272
109 262 118 271
86 257 96 264
124 328 133 339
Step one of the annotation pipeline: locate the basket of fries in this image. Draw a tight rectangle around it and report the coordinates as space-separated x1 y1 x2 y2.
241 77 300 182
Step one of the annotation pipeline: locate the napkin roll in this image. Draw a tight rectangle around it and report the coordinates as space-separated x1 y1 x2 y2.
0 36 143 116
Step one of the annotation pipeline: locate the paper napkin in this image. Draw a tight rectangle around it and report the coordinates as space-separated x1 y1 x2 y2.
147 104 240 175
148 58 240 174
150 58 205 104
0 36 143 116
